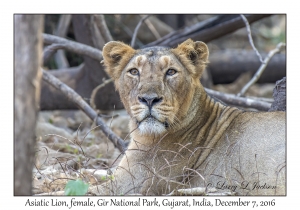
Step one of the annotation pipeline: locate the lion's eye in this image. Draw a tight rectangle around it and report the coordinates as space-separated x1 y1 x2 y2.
166 69 177 76
129 68 139 76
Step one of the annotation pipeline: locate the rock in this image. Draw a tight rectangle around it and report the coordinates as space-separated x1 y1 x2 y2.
73 110 92 129
51 116 69 129
37 111 53 123
35 122 73 142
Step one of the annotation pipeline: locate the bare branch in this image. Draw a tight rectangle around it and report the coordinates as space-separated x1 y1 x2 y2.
237 43 286 97
54 15 72 37
205 88 271 111
43 43 67 64
167 187 217 196
142 15 161 39
42 69 126 153
114 17 144 48
53 14 72 68
131 15 150 47
41 36 122 110
145 14 271 48
43 33 103 61
240 14 264 63
89 15 106 50
93 15 113 42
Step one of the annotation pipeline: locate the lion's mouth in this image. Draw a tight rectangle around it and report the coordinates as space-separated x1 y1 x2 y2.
138 115 169 129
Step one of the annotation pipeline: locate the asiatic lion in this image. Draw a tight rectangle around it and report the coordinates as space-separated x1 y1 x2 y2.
89 39 286 196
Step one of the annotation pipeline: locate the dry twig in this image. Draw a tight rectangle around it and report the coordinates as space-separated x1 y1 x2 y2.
42 69 126 153
167 187 217 196
114 17 144 48
240 14 264 63
93 15 113 42
142 15 161 40
43 43 68 64
238 14 286 97
53 14 72 68
237 42 286 97
43 33 103 61
131 15 150 47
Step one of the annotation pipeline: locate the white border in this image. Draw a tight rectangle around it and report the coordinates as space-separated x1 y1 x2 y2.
4 0 297 209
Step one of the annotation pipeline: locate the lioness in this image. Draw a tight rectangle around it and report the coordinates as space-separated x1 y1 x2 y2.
90 39 285 195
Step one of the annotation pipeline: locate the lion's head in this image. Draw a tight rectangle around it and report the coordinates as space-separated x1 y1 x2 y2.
102 39 209 137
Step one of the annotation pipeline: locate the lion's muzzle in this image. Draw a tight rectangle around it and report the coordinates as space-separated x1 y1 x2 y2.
138 95 163 110
132 94 169 135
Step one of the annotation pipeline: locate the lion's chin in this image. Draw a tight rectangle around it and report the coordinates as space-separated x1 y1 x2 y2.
137 117 167 136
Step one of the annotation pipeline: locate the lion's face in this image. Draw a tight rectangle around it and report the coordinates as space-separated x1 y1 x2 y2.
102 39 209 136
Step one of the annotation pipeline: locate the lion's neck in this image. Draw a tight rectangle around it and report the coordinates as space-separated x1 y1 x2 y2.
160 86 241 158
179 85 242 167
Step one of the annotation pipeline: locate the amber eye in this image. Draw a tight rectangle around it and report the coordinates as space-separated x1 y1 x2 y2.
166 69 177 76
129 68 139 76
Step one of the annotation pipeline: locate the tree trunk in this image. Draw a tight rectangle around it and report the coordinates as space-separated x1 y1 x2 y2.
269 77 286 111
14 14 44 195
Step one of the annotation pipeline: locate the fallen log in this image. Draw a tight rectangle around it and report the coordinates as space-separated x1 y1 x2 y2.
208 50 286 84
145 14 271 47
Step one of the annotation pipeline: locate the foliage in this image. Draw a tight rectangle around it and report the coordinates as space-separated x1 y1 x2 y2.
101 175 114 181
64 179 89 196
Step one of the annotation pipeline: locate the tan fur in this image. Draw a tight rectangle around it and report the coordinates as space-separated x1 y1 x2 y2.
90 39 286 195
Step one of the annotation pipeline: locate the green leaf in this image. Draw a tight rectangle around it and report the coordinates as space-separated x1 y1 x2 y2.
48 118 53 124
64 179 89 196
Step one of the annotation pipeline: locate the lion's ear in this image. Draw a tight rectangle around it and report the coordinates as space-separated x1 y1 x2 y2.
171 39 209 78
102 41 136 80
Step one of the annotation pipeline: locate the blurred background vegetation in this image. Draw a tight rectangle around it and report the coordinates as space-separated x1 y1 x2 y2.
41 14 286 111
43 14 285 69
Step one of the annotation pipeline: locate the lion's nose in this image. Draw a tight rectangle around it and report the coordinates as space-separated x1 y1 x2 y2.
138 96 162 109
